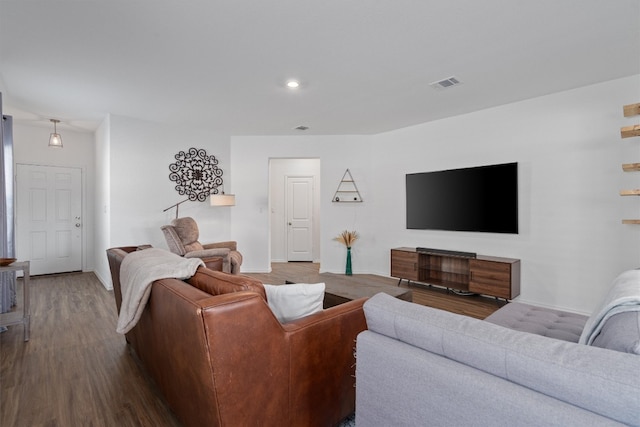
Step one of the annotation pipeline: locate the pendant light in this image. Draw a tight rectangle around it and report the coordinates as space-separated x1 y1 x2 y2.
48 119 63 147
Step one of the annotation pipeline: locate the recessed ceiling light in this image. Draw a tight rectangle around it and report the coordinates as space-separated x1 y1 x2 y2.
286 80 300 89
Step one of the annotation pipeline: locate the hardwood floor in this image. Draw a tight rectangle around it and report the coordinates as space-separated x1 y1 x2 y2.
0 264 502 426
248 262 504 319
0 272 181 427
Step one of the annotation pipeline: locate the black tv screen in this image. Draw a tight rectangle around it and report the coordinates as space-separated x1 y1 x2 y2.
406 162 518 234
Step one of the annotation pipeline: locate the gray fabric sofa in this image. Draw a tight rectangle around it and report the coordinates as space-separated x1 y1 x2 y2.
355 270 640 426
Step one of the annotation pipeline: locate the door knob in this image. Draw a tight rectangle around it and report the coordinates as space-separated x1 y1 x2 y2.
75 223 81 228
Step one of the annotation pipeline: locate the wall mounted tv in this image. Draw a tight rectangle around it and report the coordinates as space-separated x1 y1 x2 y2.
406 162 518 234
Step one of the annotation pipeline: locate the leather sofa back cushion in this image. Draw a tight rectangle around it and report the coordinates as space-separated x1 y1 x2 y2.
591 311 640 355
187 268 266 300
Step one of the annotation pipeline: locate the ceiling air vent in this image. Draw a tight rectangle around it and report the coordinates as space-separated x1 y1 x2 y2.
429 76 462 90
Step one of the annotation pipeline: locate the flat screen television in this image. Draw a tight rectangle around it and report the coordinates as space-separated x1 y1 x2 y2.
406 162 518 234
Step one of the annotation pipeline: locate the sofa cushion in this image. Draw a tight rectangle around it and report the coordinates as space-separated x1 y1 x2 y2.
579 269 640 346
591 311 640 355
264 283 325 323
363 293 640 427
186 268 266 300
484 302 588 343
170 217 204 252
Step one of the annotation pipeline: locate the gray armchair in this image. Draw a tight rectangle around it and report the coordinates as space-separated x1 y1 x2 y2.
160 217 243 274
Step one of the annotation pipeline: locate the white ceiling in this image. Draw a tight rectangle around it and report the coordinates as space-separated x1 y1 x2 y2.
1 0 639 135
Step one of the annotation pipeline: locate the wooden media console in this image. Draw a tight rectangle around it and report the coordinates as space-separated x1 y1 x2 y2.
391 247 520 300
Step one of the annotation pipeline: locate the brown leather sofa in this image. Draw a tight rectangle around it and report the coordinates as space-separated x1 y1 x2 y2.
107 246 367 427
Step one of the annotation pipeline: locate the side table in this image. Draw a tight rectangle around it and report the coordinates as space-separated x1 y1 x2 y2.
0 261 30 341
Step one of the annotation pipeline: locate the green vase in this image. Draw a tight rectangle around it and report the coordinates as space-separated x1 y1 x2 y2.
345 247 352 276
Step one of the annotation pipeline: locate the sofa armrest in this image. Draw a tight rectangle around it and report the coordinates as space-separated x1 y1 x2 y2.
284 298 368 426
203 240 237 251
106 245 153 312
185 248 230 258
185 249 231 272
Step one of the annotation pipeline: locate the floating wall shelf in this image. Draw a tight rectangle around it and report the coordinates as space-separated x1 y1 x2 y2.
621 103 640 224
623 103 640 117
620 125 640 139
332 169 363 202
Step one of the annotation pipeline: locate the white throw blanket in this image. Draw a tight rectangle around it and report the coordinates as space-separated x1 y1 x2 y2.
579 269 640 345
116 248 204 334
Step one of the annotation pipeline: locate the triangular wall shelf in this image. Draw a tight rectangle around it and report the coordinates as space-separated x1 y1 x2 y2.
332 169 363 202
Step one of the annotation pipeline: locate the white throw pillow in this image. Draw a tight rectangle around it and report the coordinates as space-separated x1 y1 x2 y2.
263 282 325 323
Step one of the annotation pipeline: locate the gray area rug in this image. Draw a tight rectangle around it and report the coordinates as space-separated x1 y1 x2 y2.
338 413 355 427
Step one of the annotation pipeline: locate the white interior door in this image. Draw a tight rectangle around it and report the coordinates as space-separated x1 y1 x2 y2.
16 164 82 275
286 176 313 261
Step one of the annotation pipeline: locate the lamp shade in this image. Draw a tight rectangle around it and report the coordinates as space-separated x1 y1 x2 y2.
48 119 63 147
49 133 63 147
210 193 236 206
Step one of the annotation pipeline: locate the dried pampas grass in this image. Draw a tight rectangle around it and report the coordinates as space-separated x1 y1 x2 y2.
334 230 359 248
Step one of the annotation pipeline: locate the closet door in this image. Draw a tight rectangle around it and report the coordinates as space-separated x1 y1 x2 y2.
286 176 313 262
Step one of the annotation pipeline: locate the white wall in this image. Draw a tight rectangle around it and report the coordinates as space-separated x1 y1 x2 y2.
231 75 640 314
93 114 232 288
370 75 640 313
93 116 111 286
12 122 96 273
230 135 371 273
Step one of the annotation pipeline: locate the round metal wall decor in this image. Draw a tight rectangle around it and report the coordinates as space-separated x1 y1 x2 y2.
168 147 223 202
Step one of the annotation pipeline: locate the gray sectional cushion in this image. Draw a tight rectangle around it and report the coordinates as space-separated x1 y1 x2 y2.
356 331 623 427
579 269 640 346
484 302 588 343
591 311 640 355
363 293 640 426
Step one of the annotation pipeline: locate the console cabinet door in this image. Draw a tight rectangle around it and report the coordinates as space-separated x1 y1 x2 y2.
469 259 514 299
391 250 419 281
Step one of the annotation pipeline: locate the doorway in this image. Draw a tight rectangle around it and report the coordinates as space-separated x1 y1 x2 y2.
269 159 320 263
16 164 83 275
